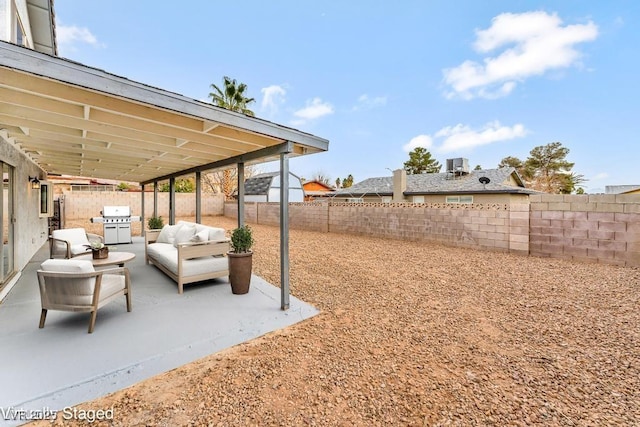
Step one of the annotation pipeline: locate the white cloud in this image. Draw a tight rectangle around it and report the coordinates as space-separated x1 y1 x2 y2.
57 25 103 51
292 98 334 125
443 11 598 99
592 172 609 180
353 94 387 111
260 85 286 115
402 135 433 152
405 121 528 154
437 121 528 152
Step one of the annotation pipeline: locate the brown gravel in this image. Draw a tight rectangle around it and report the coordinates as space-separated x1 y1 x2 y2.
36 216 640 426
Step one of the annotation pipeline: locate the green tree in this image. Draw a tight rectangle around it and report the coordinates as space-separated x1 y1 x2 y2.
403 147 441 174
335 178 341 188
498 156 533 181
524 142 575 193
159 178 195 193
342 174 354 188
208 76 256 199
474 164 482 171
209 76 256 116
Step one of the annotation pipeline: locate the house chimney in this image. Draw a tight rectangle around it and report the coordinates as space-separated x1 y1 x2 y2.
392 169 406 202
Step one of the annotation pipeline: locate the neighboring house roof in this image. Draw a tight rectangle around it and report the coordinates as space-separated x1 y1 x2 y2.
303 180 335 192
244 172 302 196
335 168 536 197
605 185 640 195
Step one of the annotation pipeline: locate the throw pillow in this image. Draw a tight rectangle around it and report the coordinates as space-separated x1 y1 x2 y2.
190 229 210 243
173 224 196 248
156 224 183 244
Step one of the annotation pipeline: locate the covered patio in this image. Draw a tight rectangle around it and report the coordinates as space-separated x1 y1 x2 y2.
0 38 328 424
0 236 318 425
0 40 329 307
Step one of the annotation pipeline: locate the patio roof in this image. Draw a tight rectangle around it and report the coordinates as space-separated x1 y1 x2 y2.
0 41 328 184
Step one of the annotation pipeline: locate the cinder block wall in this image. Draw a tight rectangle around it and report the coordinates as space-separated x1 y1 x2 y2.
529 194 640 266
226 201 526 253
62 191 224 236
328 202 515 251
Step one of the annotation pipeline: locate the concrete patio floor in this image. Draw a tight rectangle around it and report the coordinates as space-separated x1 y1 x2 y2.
0 238 318 426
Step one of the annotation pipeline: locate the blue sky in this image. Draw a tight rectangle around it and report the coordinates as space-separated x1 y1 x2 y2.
54 1 639 193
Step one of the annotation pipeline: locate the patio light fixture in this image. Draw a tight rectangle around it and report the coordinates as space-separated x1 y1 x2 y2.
29 176 40 190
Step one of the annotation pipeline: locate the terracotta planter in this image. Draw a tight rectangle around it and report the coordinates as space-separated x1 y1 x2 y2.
92 247 109 259
228 251 252 294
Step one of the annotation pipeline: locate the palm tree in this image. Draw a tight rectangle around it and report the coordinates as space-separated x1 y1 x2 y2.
209 76 256 117
208 76 256 199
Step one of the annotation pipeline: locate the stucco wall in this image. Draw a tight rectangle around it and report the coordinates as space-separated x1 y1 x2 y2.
0 135 49 272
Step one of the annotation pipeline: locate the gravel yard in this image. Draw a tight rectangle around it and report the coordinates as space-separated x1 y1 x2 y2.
38 216 640 426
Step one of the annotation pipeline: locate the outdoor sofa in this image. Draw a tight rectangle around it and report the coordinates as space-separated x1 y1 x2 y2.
144 221 230 294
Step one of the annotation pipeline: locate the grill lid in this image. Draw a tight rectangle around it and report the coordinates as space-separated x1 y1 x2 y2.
102 206 131 217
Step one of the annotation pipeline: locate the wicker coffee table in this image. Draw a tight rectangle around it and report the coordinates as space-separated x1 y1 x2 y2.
75 251 136 268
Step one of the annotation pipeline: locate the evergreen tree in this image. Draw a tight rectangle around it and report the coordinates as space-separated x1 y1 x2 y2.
403 147 441 174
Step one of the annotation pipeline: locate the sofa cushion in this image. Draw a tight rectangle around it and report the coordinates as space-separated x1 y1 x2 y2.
173 224 196 247
156 224 183 244
147 243 228 277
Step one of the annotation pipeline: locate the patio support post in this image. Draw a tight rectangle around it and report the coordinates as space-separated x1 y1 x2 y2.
280 150 290 310
195 171 202 224
169 177 175 225
153 181 158 219
141 184 146 237
237 162 245 227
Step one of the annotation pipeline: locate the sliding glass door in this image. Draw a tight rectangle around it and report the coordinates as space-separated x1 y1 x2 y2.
1 162 15 290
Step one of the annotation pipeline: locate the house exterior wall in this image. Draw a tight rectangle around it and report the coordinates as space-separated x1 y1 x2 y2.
303 181 332 192
0 134 49 271
336 193 523 204
0 0 32 47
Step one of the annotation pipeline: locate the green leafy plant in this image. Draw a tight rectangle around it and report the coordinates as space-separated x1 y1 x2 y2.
147 216 164 230
117 182 131 191
85 241 105 250
230 225 254 253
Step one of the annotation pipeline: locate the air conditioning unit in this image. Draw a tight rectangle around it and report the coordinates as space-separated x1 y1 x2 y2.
446 158 469 175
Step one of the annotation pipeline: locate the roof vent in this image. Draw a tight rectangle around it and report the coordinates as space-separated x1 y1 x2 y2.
446 158 469 178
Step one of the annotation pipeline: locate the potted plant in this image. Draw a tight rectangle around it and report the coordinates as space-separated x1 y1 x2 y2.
227 225 254 294
147 216 164 230
86 241 109 259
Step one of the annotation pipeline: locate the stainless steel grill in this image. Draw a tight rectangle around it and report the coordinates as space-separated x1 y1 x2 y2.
90 206 141 244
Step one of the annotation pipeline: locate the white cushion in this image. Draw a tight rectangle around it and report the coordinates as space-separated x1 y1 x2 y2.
41 259 95 273
207 227 226 241
173 224 196 247
40 260 96 305
191 229 210 243
51 228 91 255
156 224 183 244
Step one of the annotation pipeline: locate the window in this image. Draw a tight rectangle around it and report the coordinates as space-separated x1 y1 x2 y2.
412 195 425 203
39 181 54 217
381 196 392 203
16 15 26 47
446 195 473 204
347 198 363 203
